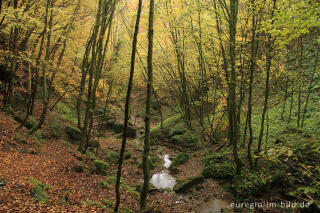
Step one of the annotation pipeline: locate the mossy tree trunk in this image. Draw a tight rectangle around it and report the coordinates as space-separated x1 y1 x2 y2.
78 0 116 153
140 0 155 209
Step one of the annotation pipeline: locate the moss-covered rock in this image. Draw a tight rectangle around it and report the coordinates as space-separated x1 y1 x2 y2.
49 124 65 138
106 122 137 138
172 126 186 136
65 125 82 141
169 152 189 171
89 139 100 148
202 163 235 179
93 160 109 175
171 131 198 149
173 175 204 193
105 151 120 164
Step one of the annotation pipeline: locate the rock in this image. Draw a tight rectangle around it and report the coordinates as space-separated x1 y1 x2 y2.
93 160 109 175
106 122 137 138
73 165 84 173
88 139 100 148
65 125 82 142
171 132 198 149
169 152 189 171
173 175 204 193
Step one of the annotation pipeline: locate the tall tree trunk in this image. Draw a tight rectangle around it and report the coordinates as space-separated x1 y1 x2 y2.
229 0 242 175
114 0 143 212
28 0 55 136
288 80 294 124
140 0 154 209
255 0 276 167
247 0 259 169
297 37 303 127
301 51 318 128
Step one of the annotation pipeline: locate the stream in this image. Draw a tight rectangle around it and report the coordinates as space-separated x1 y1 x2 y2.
150 153 232 213
150 154 177 190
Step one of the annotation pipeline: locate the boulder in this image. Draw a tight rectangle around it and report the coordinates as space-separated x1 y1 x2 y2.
93 160 109 175
173 175 204 193
106 122 137 138
65 125 82 141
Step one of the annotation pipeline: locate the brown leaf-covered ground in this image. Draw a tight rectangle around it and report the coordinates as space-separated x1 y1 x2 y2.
0 109 232 212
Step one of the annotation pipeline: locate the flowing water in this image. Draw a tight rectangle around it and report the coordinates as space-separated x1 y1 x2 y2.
150 154 177 190
150 153 231 212
198 198 231 213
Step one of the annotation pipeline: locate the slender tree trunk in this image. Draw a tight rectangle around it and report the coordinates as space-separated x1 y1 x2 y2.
140 0 154 209
301 51 318 128
288 80 294 124
28 0 55 136
229 0 242 175
281 79 288 120
247 0 259 169
114 0 143 212
297 37 303 127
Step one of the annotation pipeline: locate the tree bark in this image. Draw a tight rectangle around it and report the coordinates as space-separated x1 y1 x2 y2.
114 0 143 212
140 0 154 209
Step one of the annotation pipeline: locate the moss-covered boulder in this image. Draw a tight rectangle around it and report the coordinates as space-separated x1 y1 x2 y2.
89 139 100 148
173 175 204 193
49 124 65 139
106 122 137 138
171 131 198 149
66 125 82 142
202 163 235 179
169 152 189 171
105 151 120 164
93 160 109 175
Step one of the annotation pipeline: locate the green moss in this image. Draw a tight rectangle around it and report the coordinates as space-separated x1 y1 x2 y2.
172 126 186 136
232 171 271 201
93 160 109 175
29 178 50 203
173 175 204 193
105 151 120 164
89 139 100 148
106 122 137 138
33 130 42 145
171 131 198 149
49 124 65 138
57 102 77 124
65 125 82 142
202 163 235 179
169 152 189 171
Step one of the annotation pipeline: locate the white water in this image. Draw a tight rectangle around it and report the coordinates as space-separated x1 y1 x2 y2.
150 154 177 190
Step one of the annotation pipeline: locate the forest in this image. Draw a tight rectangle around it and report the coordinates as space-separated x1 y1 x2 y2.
0 0 320 212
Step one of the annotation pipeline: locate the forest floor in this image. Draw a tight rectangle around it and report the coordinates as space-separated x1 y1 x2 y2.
0 109 233 213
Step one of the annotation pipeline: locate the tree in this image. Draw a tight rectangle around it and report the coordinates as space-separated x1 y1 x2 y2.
140 0 155 209
78 0 116 153
114 0 143 212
